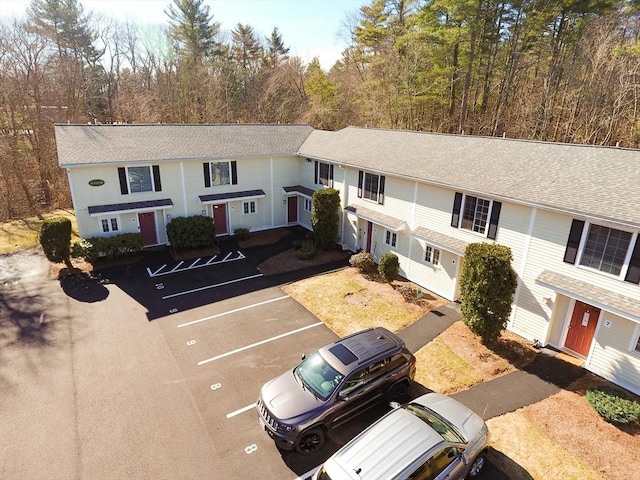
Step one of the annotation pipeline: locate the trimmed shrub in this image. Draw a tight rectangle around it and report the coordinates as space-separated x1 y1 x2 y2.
234 227 251 240
460 243 518 344
295 241 316 260
311 188 340 250
73 233 143 263
378 252 400 282
586 386 640 424
166 215 216 249
349 251 376 273
39 217 73 268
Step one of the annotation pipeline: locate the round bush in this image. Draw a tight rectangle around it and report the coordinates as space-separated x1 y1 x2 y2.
349 251 376 273
295 241 316 260
378 252 400 282
586 386 640 424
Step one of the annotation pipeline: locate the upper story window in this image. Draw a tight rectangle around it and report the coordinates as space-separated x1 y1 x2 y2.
461 195 491 234
564 219 639 283
118 165 162 194
358 170 386 204
451 192 501 240
580 225 632 275
203 161 237 187
315 161 334 187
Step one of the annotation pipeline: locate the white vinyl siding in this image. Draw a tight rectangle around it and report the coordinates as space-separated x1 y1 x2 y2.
588 313 640 395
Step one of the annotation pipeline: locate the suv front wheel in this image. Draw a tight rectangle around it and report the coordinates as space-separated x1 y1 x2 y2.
295 428 325 454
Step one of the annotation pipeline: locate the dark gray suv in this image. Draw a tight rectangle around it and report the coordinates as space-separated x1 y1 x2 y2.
257 327 416 453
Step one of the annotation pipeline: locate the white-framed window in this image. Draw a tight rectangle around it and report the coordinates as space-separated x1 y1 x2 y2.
385 230 397 248
210 161 231 186
304 198 312 212
100 217 119 233
579 224 633 277
461 195 491 234
364 173 381 201
128 166 154 193
632 325 640 355
316 161 333 187
424 245 440 266
243 200 256 214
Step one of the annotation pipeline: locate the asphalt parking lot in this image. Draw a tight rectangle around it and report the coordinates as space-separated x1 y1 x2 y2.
0 245 396 480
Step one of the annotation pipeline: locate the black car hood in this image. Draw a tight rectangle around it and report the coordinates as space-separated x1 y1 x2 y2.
261 370 324 423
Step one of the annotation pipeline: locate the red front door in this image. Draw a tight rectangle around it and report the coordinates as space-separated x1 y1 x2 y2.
565 301 600 357
213 204 228 235
365 222 373 252
288 197 298 223
138 212 157 246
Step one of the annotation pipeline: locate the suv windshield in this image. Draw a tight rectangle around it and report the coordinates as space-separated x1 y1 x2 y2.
406 403 466 443
295 352 344 401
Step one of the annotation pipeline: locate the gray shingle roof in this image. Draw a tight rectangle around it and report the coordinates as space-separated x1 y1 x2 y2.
412 227 469 255
87 198 173 215
300 127 640 228
199 189 265 203
536 270 640 320
345 205 408 231
55 124 314 166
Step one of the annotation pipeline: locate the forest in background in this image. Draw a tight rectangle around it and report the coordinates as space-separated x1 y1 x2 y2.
1 0 639 221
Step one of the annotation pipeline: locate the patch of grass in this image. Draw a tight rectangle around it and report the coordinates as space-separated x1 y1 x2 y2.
282 270 418 337
0 210 78 254
413 337 484 394
487 410 603 480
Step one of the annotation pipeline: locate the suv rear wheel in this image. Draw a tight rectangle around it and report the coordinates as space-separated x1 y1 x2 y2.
295 428 325 454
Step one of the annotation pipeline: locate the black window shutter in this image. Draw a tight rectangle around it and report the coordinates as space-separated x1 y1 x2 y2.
329 164 334 188
231 161 238 185
378 176 385 205
118 167 128 195
357 171 363 198
203 163 211 187
451 192 463 227
152 165 162 192
563 219 585 264
624 238 640 284
487 201 502 240
314 161 318 184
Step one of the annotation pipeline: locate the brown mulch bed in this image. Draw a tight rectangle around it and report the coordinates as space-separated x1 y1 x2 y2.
257 248 351 276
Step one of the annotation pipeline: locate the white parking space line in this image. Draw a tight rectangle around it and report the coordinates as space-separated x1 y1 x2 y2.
162 273 263 299
177 295 290 328
146 251 246 277
197 322 323 366
226 403 257 419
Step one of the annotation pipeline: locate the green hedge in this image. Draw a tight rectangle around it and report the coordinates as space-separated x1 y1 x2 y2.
295 241 316 259
586 386 640 424
379 252 400 282
166 215 216 249
71 233 143 263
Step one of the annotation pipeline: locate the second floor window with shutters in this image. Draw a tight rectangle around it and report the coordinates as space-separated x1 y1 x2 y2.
364 173 380 201
128 166 153 193
461 195 491 234
579 224 632 276
211 161 231 186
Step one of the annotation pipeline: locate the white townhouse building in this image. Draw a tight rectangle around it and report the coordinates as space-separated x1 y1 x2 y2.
55 124 640 395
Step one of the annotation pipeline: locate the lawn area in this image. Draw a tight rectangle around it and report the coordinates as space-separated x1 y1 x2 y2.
0 209 78 254
283 266 640 480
